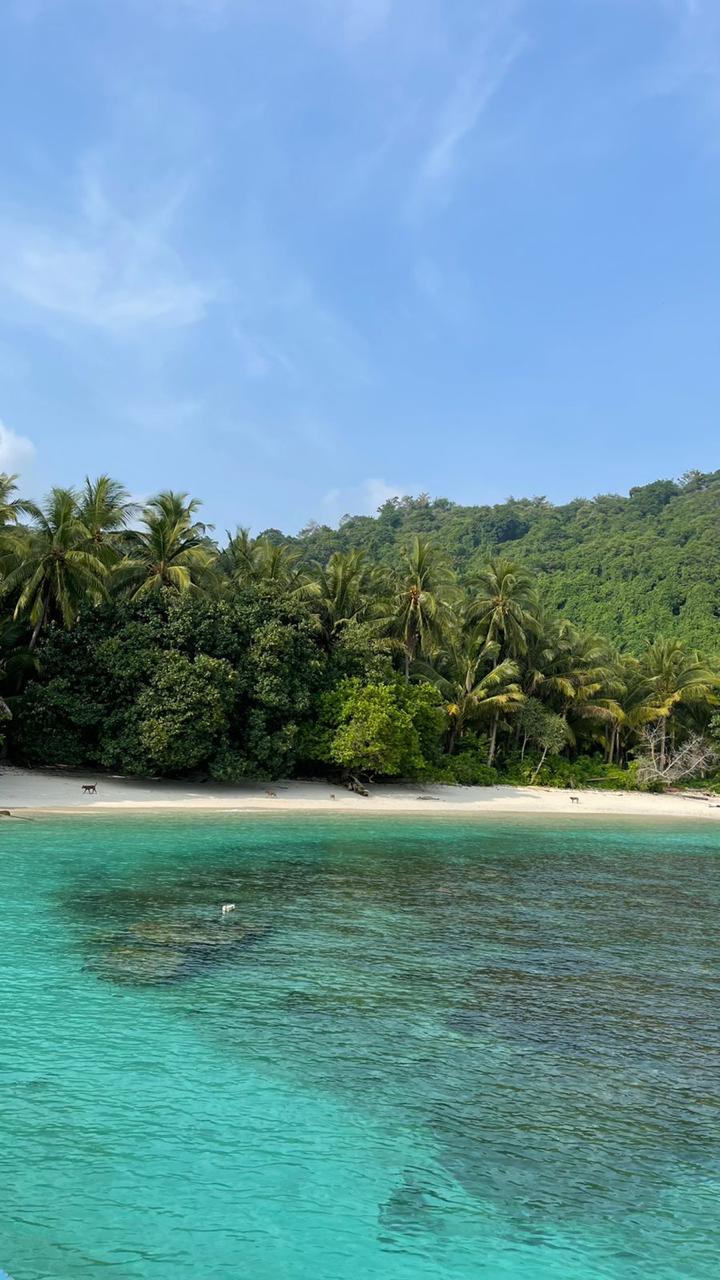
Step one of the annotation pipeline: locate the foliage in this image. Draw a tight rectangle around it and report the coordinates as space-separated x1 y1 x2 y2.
3 469 720 789
500 754 640 790
304 678 446 779
292 472 720 653
442 755 498 786
12 592 325 779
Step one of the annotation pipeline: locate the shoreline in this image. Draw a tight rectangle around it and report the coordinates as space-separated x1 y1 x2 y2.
2 766 719 821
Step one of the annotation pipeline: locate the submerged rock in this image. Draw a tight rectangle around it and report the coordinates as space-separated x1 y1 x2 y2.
93 944 187 985
84 912 262 986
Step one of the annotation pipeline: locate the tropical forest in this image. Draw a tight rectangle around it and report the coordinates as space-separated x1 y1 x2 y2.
1 468 719 792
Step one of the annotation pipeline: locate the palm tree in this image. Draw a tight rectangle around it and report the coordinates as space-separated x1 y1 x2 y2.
601 656 658 763
78 475 135 563
640 639 718 767
390 537 455 679
1 488 109 648
303 549 376 644
467 557 536 658
115 491 215 600
467 557 536 760
0 473 34 529
252 538 305 591
417 629 523 756
0 474 34 571
220 526 257 586
525 619 619 751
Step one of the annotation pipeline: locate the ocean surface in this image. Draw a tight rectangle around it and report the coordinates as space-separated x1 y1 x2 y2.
1 812 719 1280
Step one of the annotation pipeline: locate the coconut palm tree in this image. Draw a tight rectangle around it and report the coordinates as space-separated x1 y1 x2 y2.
1 488 109 648
390 537 455 679
467 557 536 659
115 491 215 600
220 526 257 586
78 475 135 564
640 639 718 767
417 629 523 756
526 620 619 750
467 557 536 759
252 538 305 591
303 549 377 644
0 473 34 529
600 656 658 763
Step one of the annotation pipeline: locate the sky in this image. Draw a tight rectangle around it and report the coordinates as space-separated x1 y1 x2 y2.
0 0 718 535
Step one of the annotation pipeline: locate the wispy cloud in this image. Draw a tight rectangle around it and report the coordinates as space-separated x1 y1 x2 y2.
419 27 527 192
0 419 36 474
0 163 213 337
641 0 720 120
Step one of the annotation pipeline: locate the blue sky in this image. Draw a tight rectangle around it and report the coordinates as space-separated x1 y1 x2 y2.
0 0 718 534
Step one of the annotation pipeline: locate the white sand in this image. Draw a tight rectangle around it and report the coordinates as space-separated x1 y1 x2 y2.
1 764 719 820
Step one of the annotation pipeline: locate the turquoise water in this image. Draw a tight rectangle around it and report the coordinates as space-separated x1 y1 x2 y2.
2 814 719 1280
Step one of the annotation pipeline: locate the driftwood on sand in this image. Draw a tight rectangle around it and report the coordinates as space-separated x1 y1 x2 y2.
346 775 370 797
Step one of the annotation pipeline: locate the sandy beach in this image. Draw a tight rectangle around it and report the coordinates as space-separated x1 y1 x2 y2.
1 764 719 820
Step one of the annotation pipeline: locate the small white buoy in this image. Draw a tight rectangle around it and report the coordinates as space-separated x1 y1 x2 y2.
221 903 236 915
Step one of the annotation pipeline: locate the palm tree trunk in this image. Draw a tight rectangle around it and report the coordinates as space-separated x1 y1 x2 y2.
530 746 549 784
487 713 499 765
29 597 48 652
404 631 418 682
448 722 458 755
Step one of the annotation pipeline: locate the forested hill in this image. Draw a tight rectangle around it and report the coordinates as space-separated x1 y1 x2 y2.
288 470 720 654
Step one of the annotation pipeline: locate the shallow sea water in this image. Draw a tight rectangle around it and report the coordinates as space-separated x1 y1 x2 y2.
1 812 719 1279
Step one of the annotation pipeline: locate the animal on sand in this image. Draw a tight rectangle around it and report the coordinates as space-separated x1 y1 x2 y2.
265 789 277 798
82 784 97 794
570 795 580 805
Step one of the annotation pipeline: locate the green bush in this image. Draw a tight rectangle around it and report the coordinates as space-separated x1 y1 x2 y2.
301 678 446 779
444 755 498 786
499 754 640 790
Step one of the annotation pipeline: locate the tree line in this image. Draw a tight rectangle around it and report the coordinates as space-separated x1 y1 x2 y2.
1 473 719 789
288 470 720 654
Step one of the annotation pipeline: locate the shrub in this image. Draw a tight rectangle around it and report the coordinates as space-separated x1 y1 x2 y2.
499 754 640 790
302 678 446 779
445 755 498 786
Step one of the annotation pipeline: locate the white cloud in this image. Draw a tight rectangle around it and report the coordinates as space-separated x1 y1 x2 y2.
0 420 36 474
0 166 213 337
322 476 406 523
419 31 526 189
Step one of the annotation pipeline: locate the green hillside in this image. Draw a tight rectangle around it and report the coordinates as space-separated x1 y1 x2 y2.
288 470 720 654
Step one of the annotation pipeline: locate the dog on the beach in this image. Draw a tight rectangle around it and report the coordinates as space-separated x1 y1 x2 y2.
81 784 97 794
